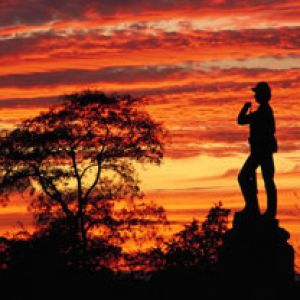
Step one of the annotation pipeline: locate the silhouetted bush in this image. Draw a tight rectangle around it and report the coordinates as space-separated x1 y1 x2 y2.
164 202 230 271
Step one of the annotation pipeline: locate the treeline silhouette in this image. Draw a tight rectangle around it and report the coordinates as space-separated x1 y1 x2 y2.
0 203 230 299
0 91 298 299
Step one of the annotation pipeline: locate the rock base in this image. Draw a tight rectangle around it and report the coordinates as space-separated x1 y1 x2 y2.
218 212 294 297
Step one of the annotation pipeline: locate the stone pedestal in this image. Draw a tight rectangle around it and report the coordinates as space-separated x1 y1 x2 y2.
218 213 294 297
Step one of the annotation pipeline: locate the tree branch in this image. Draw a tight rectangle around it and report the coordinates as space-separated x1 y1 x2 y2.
71 150 82 203
83 127 109 203
80 164 98 180
34 168 73 218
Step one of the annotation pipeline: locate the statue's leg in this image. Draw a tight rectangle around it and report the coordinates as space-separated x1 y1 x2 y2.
261 154 277 218
238 155 260 215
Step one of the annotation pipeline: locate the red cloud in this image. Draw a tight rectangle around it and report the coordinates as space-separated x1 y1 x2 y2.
0 66 300 158
1 26 300 78
0 0 299 29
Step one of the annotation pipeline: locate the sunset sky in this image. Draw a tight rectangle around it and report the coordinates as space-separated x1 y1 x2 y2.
1 0 300 269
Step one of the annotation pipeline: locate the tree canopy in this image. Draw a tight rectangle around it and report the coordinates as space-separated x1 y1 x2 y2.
0 91 167 256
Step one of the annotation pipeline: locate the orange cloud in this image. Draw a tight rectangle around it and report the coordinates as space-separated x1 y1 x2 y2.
1 0 300 31
2 26 300 77
1 66 300 157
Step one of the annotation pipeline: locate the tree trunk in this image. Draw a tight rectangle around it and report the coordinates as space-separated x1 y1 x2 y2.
79 210 87 252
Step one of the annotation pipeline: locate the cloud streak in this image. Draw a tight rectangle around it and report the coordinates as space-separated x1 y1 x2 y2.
1 0 300 29
1 64 300 157
2 26 300 77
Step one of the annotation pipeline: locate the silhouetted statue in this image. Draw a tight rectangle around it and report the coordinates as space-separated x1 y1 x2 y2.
218 82 295 297
237 82 278 219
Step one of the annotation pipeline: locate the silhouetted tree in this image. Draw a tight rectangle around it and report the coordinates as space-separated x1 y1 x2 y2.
121 247 166 272
0 219 121 273
201 202 231 265
0 91 167 264
165 203 230 271
0 237 9 270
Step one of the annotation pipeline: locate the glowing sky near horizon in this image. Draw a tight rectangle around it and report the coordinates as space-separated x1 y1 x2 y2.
0 0 300 270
